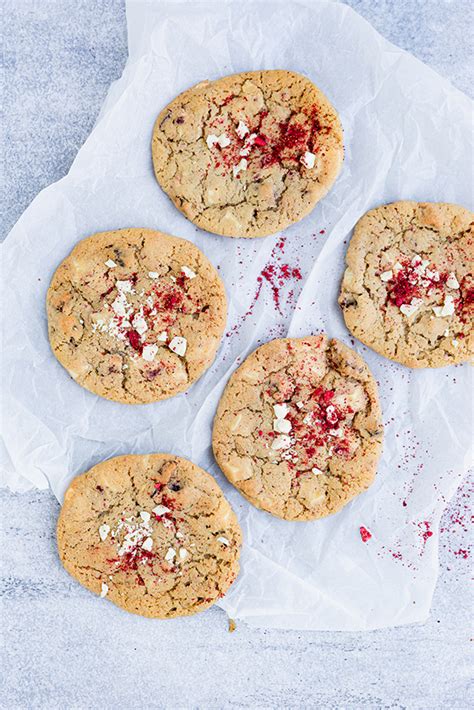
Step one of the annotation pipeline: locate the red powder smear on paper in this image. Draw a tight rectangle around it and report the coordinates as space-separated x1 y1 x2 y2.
359 526 372 543
226 236 303 336
418 520 434 548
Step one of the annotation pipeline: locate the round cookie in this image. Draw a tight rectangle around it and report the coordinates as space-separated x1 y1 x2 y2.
47 228 227 404
339 202 473 368
57 454 242 618
152 70 343 238
212 336 383 521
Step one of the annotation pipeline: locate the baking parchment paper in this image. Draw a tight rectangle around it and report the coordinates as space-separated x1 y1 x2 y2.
2 0 473 630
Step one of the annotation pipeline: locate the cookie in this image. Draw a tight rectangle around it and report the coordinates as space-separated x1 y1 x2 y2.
47 228 227 404
152 70 343 238
212 336 383 521
339 202 474 368
57 454 242 618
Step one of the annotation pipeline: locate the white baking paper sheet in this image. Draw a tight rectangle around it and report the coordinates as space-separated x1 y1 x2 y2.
2 0 473 630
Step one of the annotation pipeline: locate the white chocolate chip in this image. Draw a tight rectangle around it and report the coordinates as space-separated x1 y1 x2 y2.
452 339 459 348
446 272 460 289
301 151 316 169
273 418 292 434
140 511 151 523
148 271 159 279
393 262 403 274
105 259 117 268
432 294 455 317
296 401 304 409
179 548 188 560
273 403 290 419
142 344 158 361
217 536 230 546
168 336 187 357
141 537 153 552
100 582 108 598
176 531 184 539
152 505 170 516
233 158 248 177
157 331 168 341
380 270 393 282
165 547 176 563
271 434 293 450
236 121 249 139
181 265 197 279
312 467 324 475
99 524 110 542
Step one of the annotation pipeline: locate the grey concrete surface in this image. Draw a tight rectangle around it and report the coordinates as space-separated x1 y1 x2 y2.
1 1 473 708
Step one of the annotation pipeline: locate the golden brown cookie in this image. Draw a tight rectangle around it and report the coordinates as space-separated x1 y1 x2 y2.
212 336 383 521
47 228 227 403
339 202 473 368
152 70 343 238
57 454 242 618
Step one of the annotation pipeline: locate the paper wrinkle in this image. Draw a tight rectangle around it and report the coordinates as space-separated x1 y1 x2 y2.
1 0 473 630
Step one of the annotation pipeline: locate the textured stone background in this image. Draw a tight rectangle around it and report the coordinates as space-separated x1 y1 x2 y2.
2 1 473 708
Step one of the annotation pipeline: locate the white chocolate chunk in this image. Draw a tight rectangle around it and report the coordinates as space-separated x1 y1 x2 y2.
105 259 117 268
132 312 148 337
206 133 231 149
380 270 393 282
148 271 159 279
116 280 133 293
99 524 110 541
301 151 316 169
233 158 248 177
165 547 176 563
181 265 197 279
236 121 249 139
152 505 170 516
157 331 168 341
271 434 293 450
168 336 187 357
446 272 460 289
312 467 324 475
432 294 455 317
141 537 153 552
296 401 304 409
142 344 158 361
140 511 151 523
179 548 188 560
273 418 292 434
273 403 290 419
100 582 108 598
400 300 422 317
217 536 230 546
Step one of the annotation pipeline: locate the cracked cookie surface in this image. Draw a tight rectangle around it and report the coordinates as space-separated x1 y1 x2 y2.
339 202 474 368
152 70 343 238
57 454 242 618
212 336 383 521
47 228 227 403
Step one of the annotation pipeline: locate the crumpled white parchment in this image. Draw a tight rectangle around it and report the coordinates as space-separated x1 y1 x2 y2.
1 0 473 630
